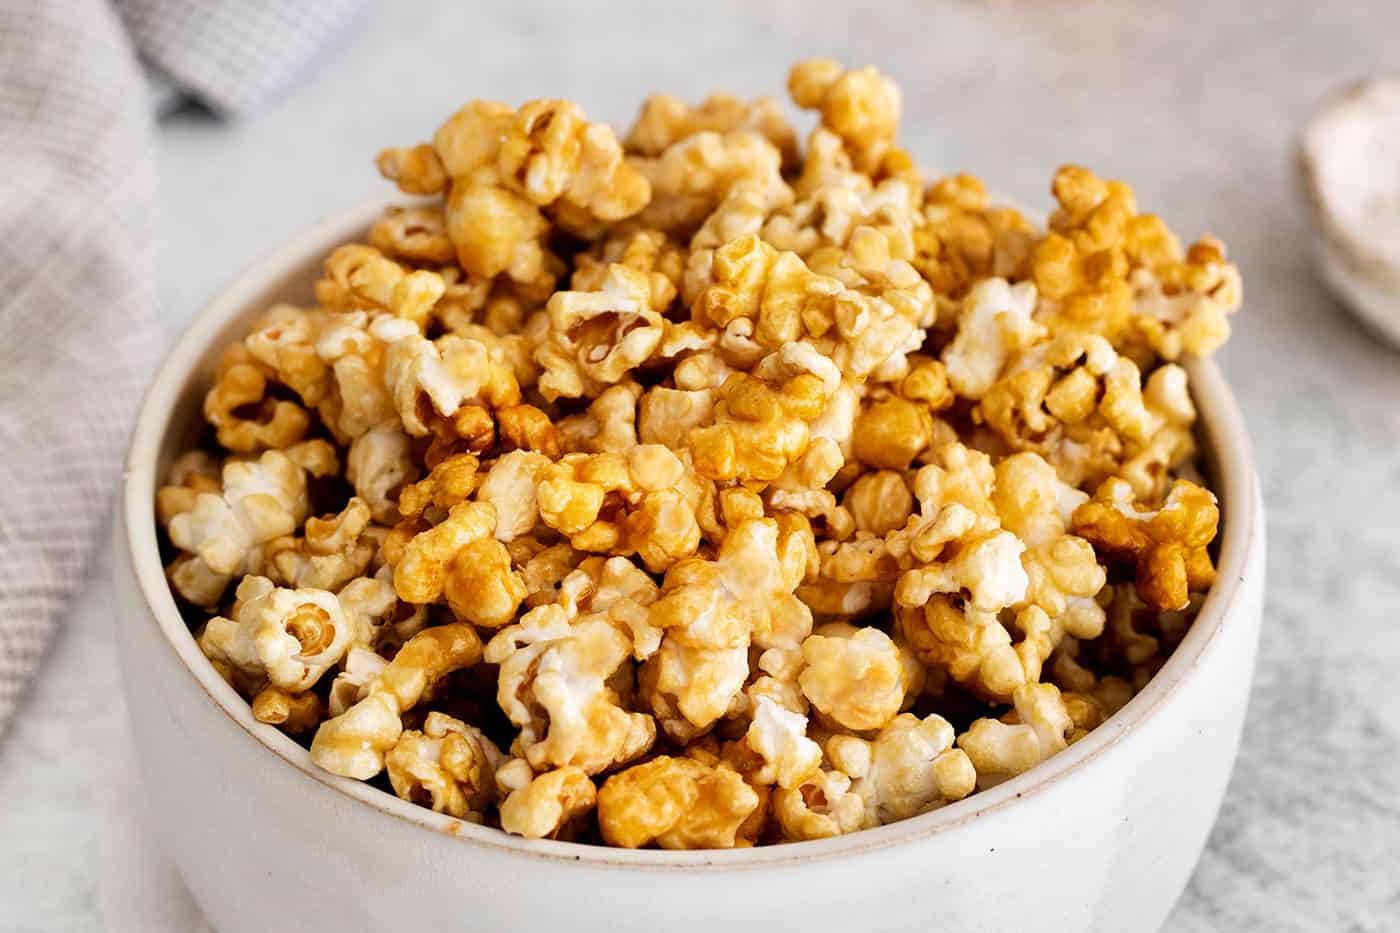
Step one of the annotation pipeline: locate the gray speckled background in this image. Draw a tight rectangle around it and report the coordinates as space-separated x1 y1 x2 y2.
3 1 1398 929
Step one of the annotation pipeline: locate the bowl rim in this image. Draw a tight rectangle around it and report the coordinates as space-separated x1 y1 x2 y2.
121 194 1263 870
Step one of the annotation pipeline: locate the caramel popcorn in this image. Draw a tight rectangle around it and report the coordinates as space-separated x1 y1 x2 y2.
826 713 975 825
200 576 355 692
385 712 503 820
598 754 760 849
1072 477 1219 612
165 58 1237 847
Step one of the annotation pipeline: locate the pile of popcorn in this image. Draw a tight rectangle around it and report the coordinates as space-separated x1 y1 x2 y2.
158 59 1240 848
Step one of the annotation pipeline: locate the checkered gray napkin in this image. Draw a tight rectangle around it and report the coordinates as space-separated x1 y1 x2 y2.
0 0 362 735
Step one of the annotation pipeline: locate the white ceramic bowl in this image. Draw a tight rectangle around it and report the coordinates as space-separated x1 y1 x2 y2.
1298 77 1400 346
115 196 1265 933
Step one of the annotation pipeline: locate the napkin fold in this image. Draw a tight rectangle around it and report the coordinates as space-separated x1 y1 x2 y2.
0 0 362 735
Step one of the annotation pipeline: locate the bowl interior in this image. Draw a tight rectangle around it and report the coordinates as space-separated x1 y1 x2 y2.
122 196 1261 868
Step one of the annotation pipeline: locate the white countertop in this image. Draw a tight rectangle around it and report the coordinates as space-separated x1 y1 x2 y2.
4 1 1399 929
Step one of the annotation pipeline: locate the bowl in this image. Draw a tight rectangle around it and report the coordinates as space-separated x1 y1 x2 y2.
1298 77 1400 346
115 194 1266 933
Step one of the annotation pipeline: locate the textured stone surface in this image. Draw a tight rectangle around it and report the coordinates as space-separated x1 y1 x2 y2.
3 1 1399 929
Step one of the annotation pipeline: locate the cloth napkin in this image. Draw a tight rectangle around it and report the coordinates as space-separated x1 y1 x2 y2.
0 0 363 735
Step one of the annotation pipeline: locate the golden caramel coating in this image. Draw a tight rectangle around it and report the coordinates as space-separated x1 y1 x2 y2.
799 625 907 732
385 712 503 820
498 766 598 839
958 682 1075 788
598 755 760 849
200 576 355 693
257 497 379 593
537 264 667 401
1072 477 1218 612
310 622 483 779
163 59 1237 848
788 60 901 175
626 91 798 167
827 713 975 825
915 174 1036 304
485 607 656 775
204 360 309 453
250 685 325 735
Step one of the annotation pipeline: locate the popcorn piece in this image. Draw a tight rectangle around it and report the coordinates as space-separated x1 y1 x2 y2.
632 130 791 236
796 533 899 621
826 713 975 825
799 625 907 732
958 682 1075 788
535 446 709 572
200 576 354 692
498 766 597 840
536 264 666 401
772 767 865 841
156 451 221 529
570 229 684 312
597 755 760 849
843 470 914 536
914 173 1036 301
476 450 551 542
497 98 651 227
788 60 902 175
328 644 389 715
258 497 378 593
686 342 839 486
250 685 325 734
851 395 933 471
1072 477 1218 612
393 501 526 627
203 360 309 453
559 382 643 454
383 333 520 436
886 444 1022 613
369 205 456 264
978 334 1167 491
744 695 823 789
385 712 503 820
1128 235 1242 360
346 423 419 524
310 622 483 779
625 91 797 167
397 453 481 519
167 451 310 605
643 518 813 741
992 453 1107 637
942 277 1042 400
485 606 655 774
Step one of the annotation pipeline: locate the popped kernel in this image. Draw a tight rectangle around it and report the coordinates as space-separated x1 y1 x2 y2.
626 91 798 167
827 712 975 825
385 712 503 820
498 766 597 840
788 60 901 175
167 451 310 606
486 607 655 774
799 625 907 732
958 682 1074 788
598 755 760 849
199 576 354 693
310 622 483 779
1072 477 1218 612
250 685 325 734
